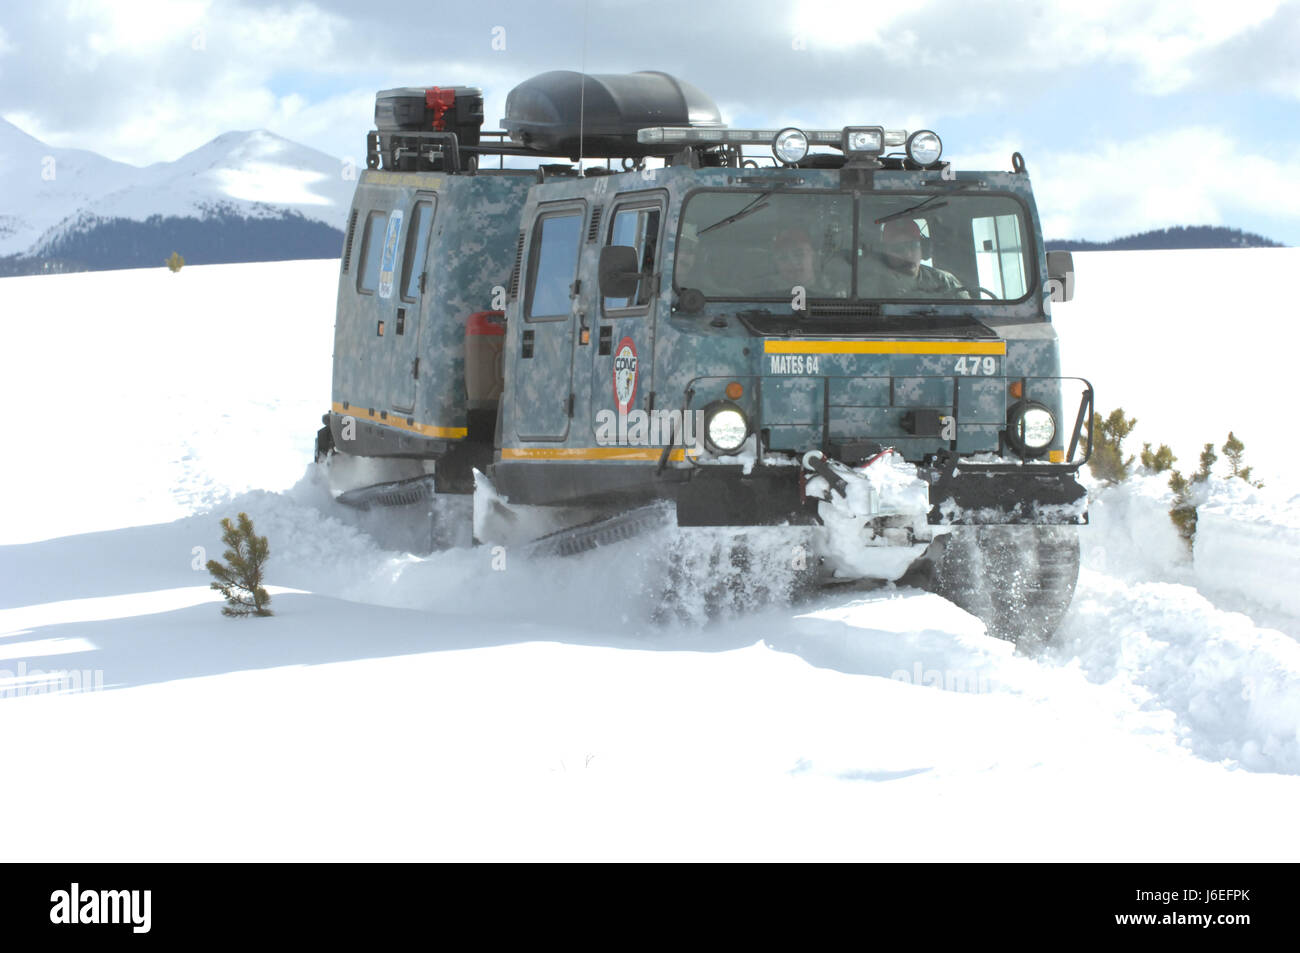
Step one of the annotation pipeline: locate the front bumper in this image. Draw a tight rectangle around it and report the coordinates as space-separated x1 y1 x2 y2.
675 377 1093 527
675 462 1087 527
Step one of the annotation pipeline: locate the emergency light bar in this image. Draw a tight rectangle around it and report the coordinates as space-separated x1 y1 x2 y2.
636 127 909 145
637 125 917 165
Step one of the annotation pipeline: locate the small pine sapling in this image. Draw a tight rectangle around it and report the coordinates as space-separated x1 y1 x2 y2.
1221 431 1263 487
1194 442 1217 482
1168 470 1197 547
1140 442 1176 473
206 512 273 617
1086 409 1136 484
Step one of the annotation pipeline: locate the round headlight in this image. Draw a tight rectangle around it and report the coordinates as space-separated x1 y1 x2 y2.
1021 407 1055 449
706 405 749 454
773 128 809 165
1006 401 1056 457
906 130 942 166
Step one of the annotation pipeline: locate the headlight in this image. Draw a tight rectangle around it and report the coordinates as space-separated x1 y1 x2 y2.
772 128 809 165
906 130 942 166
1006 401 1056 457
706 404 749 454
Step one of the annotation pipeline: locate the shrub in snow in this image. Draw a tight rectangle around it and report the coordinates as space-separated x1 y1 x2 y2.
1139 442 1176 474
1086 408 1136 485
166 251 185 273
1196 442 1217 482
206 512 273 617
1166 433 1261 548
1222 432 1262 487
1168 471 1199 546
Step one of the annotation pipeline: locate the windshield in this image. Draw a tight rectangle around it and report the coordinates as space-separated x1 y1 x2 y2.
676 190 1035 304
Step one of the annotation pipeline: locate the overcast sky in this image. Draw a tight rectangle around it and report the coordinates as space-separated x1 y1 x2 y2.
2 0 1298 243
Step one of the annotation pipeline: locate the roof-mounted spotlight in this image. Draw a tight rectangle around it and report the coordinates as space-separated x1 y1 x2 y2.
906 130 943 167
772 127 809 165
842 126 884 156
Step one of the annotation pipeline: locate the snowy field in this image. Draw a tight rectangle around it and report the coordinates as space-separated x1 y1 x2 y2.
2 251 1299 861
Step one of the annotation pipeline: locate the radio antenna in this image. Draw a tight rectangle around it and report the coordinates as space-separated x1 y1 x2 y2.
577 0 588 175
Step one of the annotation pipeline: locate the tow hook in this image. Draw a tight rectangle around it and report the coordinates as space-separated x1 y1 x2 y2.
802 451 848 498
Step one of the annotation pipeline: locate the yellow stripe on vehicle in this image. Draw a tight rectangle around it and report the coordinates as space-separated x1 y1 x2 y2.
331 402 467 439
763 340 1006 355
500 446 690 462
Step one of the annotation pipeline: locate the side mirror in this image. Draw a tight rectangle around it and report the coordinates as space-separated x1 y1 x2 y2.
1046 250 1075 302
598 245 641 299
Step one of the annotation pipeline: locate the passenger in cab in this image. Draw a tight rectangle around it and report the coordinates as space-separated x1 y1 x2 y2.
860 219 969 299
766 227 850 299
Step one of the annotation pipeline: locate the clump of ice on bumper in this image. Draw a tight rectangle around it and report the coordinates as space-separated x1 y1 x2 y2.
803 451 937 581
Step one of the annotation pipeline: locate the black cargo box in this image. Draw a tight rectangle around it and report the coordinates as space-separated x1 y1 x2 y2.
375 86 484 147
501 70 723 158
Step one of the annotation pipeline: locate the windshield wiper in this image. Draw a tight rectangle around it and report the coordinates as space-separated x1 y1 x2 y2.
699 188 781 236
875 195 950 225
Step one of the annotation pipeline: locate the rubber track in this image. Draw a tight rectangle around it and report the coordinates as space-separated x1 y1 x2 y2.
521 502 676 558
335 474 436 510
913 525 1081 647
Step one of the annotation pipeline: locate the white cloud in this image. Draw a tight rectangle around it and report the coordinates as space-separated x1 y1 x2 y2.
959 127 1300 240
789 0 930 50
64 0 210 65
1062 0 1287 93
2 0 1297 252
785 0 1286 98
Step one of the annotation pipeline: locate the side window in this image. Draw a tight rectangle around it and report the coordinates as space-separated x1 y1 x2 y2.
604 203 662 312
357 210 388 294
401 198 436 302
525 209 583 320
972 214 1027 299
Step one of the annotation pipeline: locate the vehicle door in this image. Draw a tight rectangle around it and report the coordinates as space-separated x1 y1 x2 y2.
514 201 586 441
592 192 666 439
391 192 437 412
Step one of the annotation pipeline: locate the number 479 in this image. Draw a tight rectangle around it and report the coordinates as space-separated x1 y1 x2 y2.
955 356 997 375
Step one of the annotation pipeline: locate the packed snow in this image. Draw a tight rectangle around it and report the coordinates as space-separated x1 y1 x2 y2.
1 250 1299 860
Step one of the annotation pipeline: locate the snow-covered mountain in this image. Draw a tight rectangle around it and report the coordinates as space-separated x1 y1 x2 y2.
0 119 352 272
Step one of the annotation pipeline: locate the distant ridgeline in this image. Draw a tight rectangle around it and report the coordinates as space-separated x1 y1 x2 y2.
0 208 344 276
1047 225 1284 251
0 220 1282 277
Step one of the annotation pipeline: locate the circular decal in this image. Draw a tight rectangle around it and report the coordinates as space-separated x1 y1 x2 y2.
613 337 638 414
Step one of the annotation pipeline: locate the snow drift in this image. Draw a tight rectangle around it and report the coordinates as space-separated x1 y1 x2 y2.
1 252 1299 860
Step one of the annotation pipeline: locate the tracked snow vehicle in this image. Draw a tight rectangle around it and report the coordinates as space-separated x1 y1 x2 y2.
318 71 1093 644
